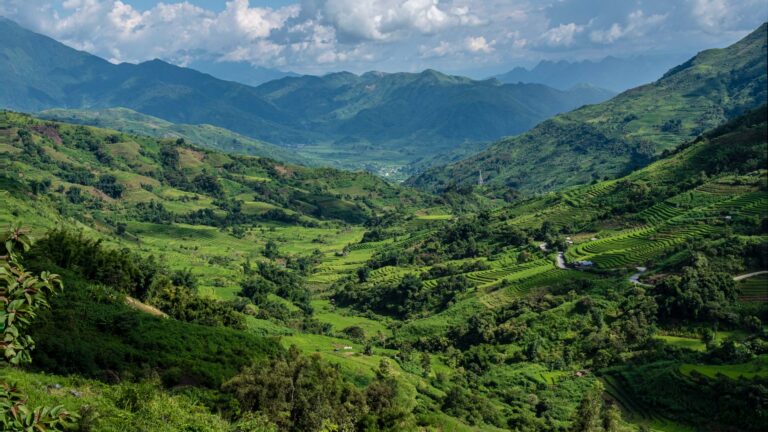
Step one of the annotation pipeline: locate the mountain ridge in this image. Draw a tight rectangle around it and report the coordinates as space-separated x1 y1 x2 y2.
494 54 691 92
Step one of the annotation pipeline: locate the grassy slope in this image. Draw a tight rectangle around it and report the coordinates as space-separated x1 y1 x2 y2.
409 23 767 194
39 107 312 166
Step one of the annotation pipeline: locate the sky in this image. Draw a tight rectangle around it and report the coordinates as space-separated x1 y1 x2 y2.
1 0 766 76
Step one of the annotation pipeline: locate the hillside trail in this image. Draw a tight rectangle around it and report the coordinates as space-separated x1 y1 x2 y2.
629 267 654 287
733 270 768 281
555 252 567 269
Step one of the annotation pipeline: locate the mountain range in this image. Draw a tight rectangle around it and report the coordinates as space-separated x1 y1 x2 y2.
494 54 690 92
410 23 768 195
0 17 613 176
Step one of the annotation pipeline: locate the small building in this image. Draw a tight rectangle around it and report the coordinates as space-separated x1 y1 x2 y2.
575 260 594 268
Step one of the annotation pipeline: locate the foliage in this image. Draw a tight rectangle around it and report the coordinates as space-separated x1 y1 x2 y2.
654 255 739 321
0 226 73 431
224 346 409 431
1 226 62 365
0 382 75 432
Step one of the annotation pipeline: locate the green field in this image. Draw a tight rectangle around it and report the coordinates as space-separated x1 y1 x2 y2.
680 355 768 380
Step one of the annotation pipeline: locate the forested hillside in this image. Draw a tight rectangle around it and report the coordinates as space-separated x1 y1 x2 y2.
410 23 767 195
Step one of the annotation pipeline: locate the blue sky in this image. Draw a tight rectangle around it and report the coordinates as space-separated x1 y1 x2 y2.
1 1 766 76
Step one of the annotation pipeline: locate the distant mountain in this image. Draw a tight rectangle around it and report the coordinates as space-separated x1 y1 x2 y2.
0 17 613 174
253 70 613 146
495 54 690 92
184 58 299 87
38 107 311 166
409 23 767 195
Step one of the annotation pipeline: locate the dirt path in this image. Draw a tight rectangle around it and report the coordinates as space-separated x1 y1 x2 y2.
733 270 768 281
126 296 168 318
555 252 567 269
629 267 654 287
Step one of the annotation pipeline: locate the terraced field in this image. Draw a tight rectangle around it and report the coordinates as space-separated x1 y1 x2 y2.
738 274 768 302
601 374 694 432
463 259 553 287
478 268 596 309
679 355 768 379
564 181 767 269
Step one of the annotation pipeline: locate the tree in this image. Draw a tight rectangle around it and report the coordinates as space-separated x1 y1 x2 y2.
602 401 625 432
224 346 365 431
571 382 604 432
96 174 125 199
66 186 85 204
1 226 62 364
420 352 431 376
263 240 280 259
654 255 738 321
0 226 75 430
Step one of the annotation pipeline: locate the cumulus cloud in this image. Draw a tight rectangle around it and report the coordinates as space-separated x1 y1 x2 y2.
690 0 733 32
0 0 765 75
590 10 667 44
2 0 298 63
540 22 583 47
419 35 494 58
301 0 481 42
465 36 494 53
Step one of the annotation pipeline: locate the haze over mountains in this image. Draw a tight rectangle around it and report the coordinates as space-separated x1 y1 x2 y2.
411 23 768 195
494 54 691 92
184 58 299 87
0 17 612 177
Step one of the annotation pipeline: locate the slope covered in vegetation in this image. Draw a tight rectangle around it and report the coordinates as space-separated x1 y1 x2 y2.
39 107 312 166
1 98 765 431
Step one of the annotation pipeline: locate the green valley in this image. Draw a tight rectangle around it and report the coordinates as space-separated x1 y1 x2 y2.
0 10 766 432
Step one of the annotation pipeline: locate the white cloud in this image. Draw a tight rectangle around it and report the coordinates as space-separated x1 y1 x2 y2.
0 0 764 74
304 0 480 42
590 10 667 44
419 36 494 58
540 22 583 47
690 0 732 32
465 36 494 53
